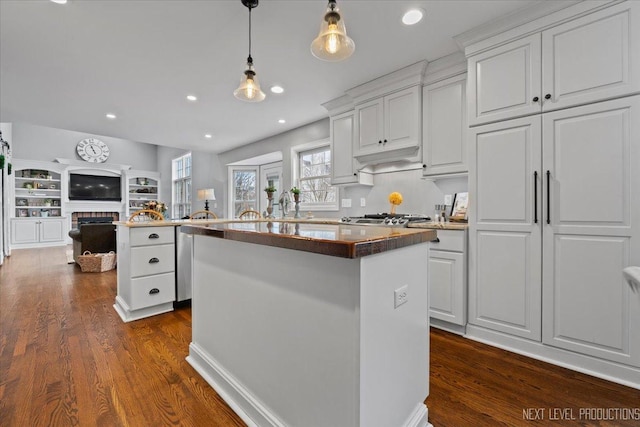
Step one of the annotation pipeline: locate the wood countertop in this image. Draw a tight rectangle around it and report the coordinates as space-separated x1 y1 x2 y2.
180 221 436 259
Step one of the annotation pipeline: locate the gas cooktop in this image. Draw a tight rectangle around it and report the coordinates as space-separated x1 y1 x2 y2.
340 213 431 227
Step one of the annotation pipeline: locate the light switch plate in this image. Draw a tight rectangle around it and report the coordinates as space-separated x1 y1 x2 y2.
341 199 352 208
444 194 452 205
360 198 366 207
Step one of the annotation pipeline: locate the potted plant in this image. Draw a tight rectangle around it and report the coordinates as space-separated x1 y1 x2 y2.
290 186 301 202
264 185 277 197
44 198 52 207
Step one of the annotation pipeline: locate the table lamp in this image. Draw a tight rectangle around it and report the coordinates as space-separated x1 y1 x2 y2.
197 188 215 211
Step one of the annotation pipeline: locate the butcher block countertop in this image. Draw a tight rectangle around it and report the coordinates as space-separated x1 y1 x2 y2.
180 221 436 259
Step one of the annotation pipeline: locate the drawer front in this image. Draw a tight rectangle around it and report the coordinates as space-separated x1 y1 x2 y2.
130 227 174 247
131 244 175 277
130 273 175 310
429 229 465 252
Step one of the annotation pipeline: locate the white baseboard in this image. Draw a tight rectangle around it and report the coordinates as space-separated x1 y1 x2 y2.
187 343 282 427
188 342 433 427
113 296 173 323
431 318 466 335
465 324 640 390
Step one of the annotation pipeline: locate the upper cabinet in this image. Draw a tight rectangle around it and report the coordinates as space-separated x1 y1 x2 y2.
329 110 373 186
422 74 467 176
353 85 422 164
468 1 640 126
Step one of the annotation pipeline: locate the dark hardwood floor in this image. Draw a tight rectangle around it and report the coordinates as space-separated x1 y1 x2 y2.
1 247 638 427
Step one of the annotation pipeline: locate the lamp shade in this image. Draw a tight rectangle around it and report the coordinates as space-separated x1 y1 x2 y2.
197 188 215 201
311 0 355 62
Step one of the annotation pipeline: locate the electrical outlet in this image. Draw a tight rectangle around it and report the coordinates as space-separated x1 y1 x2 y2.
214 202 218 208
341 198 352 208
394 285 408 308
360 197 366 207
444 194 452 205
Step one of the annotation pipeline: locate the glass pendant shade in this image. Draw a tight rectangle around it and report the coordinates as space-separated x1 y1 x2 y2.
234 60 266 102
311 1 355 62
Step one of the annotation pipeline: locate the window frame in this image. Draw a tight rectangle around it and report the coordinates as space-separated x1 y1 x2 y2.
227 166 259 218
171 153 192 218
291 138 339 211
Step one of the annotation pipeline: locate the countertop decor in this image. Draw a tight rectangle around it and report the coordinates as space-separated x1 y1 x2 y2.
388 191 403 214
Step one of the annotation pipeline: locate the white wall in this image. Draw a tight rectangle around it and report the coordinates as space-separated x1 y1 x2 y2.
10 122 158 171
156 146 225 218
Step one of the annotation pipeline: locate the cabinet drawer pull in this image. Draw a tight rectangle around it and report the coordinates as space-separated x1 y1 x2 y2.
383 139 388 144
149 288 160 295
534 171 538 224
545 94 551 100
149 257 160 264
546 170 551 225
431 238 440 243
532 96 539 102
378 140 382 144
148 233 160 239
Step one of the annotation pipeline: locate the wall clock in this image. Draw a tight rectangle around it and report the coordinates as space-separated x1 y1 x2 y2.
76 138 110 163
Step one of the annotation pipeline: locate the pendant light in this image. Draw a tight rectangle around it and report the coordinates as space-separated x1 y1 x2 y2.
311 0 355 62
234 0 266 102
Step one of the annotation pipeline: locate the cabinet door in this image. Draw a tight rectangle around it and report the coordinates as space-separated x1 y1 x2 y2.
468 34 542 126
542 2 640 112
423 75 467 175
355 98 384 155
468 116 542 340
429 249 465 326
330 111 357 185
10 219 39 244
384 86 421 150
542 96 640 367
40 219 64 242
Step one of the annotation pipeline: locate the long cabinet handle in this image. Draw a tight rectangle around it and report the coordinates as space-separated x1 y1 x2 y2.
534 171 538 224
149 257 160 264
546 170 551 225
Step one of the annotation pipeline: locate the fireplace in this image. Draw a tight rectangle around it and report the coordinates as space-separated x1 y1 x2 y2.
71 211 120 229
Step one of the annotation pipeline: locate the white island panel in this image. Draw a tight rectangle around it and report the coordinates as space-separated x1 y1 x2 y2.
187 234 430 427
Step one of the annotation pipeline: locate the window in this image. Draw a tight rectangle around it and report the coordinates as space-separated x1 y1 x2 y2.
293 142 338 210
172 153 192 218
230 167 258 217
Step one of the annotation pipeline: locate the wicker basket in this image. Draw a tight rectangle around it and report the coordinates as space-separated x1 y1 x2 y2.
77 251 117 273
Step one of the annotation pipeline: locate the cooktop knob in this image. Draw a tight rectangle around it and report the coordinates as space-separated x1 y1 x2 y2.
341 217 350 223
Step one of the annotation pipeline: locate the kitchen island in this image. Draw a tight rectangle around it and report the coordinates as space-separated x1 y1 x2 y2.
181 221 436 427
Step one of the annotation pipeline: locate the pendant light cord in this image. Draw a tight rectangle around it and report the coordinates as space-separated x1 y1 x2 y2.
248 6 252 62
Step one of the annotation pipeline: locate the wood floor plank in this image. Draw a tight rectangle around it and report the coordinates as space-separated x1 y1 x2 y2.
1 246 638 426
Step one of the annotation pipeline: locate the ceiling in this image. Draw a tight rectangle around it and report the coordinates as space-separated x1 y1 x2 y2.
1 0 548 154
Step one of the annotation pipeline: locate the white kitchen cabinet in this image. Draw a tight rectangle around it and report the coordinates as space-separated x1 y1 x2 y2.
330 110 373 186
354 85 421 164
541 96 640 367
114 225 175 322
429 229 467 331
10 217 66 247
468 1 639 126
469 96 640 367
422 74 468 176
468 115 542 341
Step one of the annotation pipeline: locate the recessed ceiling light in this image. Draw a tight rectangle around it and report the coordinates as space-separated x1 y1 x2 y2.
105 113 116 119
278 119 286 124
186 95 198 101
204 134 213 139
402 8 424 25
270 86 284 94
50 0 68 4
